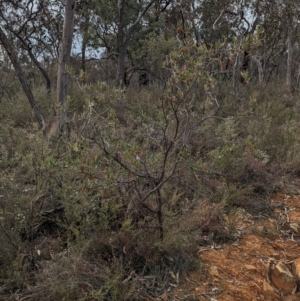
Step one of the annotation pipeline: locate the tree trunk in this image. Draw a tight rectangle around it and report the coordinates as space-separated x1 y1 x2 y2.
28 48 51 94
81 6 90 73
296 65 300 88
286 28 292 92
117 0 125 88
232 53 240 96
117 44 126 88
57 0 76 133
81 38 86 73
257 59 264 84
116 0 156 88
12 33 51 94
0 26 45 128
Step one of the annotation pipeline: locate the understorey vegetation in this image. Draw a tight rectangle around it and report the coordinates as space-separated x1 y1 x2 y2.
1 0 300 300
1 49 300 300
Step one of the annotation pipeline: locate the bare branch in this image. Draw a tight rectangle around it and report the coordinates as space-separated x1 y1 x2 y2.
124 0 156 46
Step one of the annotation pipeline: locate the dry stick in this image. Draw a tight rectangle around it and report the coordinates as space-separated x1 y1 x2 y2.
95 135 149 179
95 135 179 208
103 133 179 234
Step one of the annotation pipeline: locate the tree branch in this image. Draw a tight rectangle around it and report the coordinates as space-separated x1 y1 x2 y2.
124 0 156 46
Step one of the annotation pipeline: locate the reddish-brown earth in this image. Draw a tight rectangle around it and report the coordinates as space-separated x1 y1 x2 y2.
165 192 300 301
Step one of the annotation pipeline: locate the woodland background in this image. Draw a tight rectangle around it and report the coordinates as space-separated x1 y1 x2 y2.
1 0 300 300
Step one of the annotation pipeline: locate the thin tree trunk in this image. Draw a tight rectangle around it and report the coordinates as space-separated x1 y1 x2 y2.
117 44 126 88
81 7 89 74
116 0 156 88
57 0 76 133
12 33 51 94
28 48 51 94
117 0 125 88
296 64 300 88
0 26 45 128
287 28 292 92
232 53 240 96
81 39 86 73
257 58 264 84
156 188 164 241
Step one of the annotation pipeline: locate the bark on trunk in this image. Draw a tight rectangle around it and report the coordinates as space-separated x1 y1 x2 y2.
81 7 89 73
28 48 51 94
57 0 76 133
296 65 300 88
287 28 292 93
117 44 126 88
257 59 264 84
117 0 125 88
0 26 45 128
232 53 240 96
13 33 51 94
116 0 156 88
81 39 86 73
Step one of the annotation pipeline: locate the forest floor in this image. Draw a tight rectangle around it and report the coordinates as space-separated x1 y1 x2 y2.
165 178 300 301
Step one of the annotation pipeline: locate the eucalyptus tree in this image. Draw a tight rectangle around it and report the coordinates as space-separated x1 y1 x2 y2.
0 26 45 127
57 0 76 133
248 0 300 86
77 0 173 87
0 0 46 127
176 0 256 94
0 0 58 93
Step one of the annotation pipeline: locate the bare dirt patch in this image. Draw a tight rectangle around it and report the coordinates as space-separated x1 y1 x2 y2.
169 193 300 301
